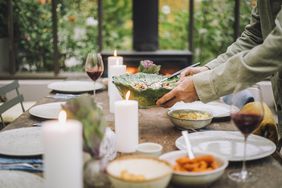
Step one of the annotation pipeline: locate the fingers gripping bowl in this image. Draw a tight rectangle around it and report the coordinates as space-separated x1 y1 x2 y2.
112 73 178 108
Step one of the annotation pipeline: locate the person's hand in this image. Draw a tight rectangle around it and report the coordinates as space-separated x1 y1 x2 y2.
179 66 209 81
156 77 199 108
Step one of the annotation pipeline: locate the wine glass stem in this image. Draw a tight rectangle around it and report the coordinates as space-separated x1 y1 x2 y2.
241 135 248 180
93 81 96 99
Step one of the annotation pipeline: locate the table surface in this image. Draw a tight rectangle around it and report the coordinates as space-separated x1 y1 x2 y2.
3 90 282 188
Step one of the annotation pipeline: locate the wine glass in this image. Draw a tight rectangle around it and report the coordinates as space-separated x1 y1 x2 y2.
228 84 264 182
85 52 104 98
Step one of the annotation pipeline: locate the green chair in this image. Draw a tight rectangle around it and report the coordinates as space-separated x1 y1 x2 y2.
0 80 25 128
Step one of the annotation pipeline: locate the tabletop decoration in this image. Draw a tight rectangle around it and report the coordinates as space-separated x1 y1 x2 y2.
138 60 161 74
115 91 139 153
62 95 106 157
42 110 83 188
113 72 178 108
62 95 111 187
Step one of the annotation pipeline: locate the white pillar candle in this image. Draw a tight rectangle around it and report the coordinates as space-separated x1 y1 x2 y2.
108 50 123 66
114 91 139 153
42 111 83 188
109 64 126 113
110 90 122 113
107 50 123 96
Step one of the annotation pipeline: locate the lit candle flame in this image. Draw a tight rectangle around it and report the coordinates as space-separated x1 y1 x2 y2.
114 50 117 56
58 110 67 124
126 91 130 100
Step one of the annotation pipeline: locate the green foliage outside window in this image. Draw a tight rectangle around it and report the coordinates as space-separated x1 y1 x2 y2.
1 0 253 72
102 0 132 50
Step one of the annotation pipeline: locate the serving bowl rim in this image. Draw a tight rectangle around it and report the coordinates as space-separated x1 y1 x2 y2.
167 109 213 121
160 150 228 176
106 155 173 183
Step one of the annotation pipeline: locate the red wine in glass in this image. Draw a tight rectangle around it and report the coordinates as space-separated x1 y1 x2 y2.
85 53 104 97
228 84 264 183
231 113 263 136
86 67 103 81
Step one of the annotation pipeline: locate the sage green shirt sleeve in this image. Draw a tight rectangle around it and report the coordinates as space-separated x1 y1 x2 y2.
193 8 282 103
205 7 264 70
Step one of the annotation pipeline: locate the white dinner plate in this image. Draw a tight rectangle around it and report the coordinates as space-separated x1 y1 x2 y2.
0 171 43 188
48 80 104 93
169 101 231 119
175 131 276 161
0 127 43 156
29 102 65 119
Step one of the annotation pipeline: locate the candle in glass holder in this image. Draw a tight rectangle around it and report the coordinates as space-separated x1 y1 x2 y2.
42 111 83 188
114 91 138 153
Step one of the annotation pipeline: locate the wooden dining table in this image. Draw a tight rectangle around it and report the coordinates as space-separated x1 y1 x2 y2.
3 90 282 188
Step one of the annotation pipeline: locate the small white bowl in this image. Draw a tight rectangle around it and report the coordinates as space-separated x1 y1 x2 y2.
136 142 163 156
168 109 213 130
106 156 172 188
160 150 228 186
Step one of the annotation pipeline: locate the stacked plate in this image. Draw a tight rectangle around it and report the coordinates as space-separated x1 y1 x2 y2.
48 80 104 93
0 127 44 187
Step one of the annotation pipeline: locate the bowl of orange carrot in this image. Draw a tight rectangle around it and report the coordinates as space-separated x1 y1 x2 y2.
160 150 228 186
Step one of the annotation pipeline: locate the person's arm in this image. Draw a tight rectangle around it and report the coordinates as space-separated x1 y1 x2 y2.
179 7 263 79
205 7 264 70
193 8 282 103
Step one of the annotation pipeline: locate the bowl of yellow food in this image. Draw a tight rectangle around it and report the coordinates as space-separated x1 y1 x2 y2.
106 155 172 188
167 109 213 130
160 150 228 186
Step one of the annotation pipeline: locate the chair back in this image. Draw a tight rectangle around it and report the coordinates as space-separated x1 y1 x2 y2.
0 80 25 126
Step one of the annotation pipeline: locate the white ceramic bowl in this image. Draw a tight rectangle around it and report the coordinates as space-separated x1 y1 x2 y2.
167 109 213 130
106 156 172 188
136 142 163 156
160 150 228 186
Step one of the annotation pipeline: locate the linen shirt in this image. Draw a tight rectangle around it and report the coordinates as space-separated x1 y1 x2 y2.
193 0 282 108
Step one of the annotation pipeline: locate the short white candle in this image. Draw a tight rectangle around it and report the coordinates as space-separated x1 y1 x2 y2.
107 50 123 73
108 64 126 113
42 111 83 188
114 91 139 153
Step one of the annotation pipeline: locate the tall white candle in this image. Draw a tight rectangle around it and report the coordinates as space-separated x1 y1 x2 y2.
109 64 126 113
107 50 123 97
114 91 138 153
108 50 123 67
42 111 83 188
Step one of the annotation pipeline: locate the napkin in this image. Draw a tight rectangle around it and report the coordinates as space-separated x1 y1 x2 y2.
0 163 43 172
0 155 43 172
241 102 278 144
223 89 254 108
0 155 42 164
